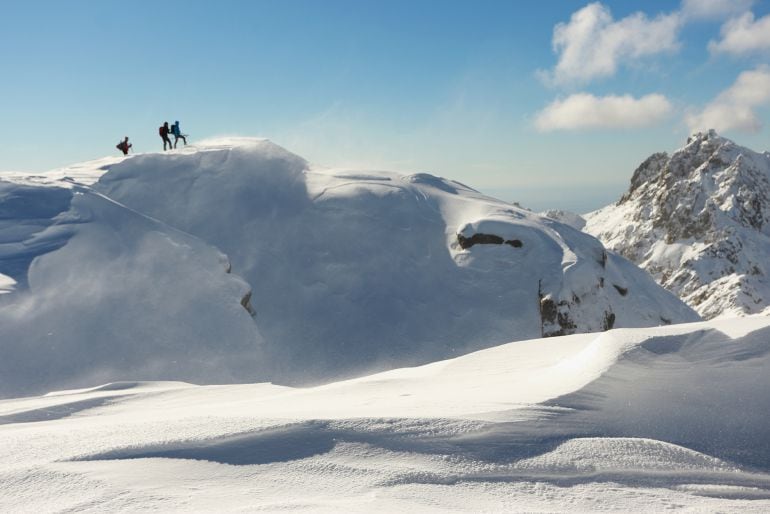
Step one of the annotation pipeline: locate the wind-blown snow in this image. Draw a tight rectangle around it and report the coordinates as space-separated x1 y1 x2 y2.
1 316 769 512
0 138 765 511
0 180 263 398
0 273 15 295
91 138 696 384
0 138 698 396
1 138 696 397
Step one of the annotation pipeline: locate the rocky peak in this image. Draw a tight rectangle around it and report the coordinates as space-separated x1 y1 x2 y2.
622 131 770 242
585 132 770 319
620 152 668 203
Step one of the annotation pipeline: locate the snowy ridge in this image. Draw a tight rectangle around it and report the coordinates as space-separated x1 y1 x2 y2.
585 130 770 319
1 138 696 396
92 138 696 384
1 315 769 511
0 138 697 396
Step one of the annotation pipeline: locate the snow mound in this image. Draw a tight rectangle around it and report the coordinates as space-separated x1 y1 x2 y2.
585 130 770 319
539 208 586 230
0 180 263 398
90 138 697 384
1 316 769 511
44 381 195 397
0 138 698 396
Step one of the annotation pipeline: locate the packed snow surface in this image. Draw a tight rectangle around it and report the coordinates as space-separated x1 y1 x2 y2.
2 316 769 512
0 138 697 396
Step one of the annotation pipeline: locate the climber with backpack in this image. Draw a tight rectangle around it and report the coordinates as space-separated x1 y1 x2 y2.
171 120 187 148
116 136 132 155
159 121 173 151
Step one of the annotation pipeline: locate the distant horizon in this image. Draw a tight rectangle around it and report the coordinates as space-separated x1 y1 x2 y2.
3 128 766 214
1 0 769 211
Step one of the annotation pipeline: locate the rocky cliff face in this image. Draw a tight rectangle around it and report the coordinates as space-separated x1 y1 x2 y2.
585 130 770 319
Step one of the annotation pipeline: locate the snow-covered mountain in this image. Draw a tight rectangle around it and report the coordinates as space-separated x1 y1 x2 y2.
0 139 697 396
585 130 770 320
2 315 769 512
94 139 696 376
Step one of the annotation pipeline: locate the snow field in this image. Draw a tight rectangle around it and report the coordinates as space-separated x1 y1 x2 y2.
1 137 765 511
1 315 769 511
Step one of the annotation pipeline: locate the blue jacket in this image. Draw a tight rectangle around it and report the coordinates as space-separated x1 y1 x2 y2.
172 122 181 136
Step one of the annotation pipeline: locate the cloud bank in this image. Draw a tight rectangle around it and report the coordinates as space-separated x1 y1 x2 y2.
686 66 770 133
542 3 681 86
680 0 754 21
536 1 767 133
709 12 770 55
535 93 673 132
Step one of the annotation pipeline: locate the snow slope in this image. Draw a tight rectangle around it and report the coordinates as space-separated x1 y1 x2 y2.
0 138 698 397
0 177 263 398
2 315 769 512
585 130 770 319
91 138 697 384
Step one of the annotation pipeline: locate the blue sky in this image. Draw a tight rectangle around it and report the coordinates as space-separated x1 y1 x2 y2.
1 0 769 212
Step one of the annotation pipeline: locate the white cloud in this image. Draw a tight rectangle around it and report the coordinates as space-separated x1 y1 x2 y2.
680 0 754 21
709 12 770 55
535 93 673 132
543 3 681 86
686 67 770 133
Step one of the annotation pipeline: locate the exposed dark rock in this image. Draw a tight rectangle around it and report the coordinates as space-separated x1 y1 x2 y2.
457 233 523 249
613 284 628 296
557 311 577 331
603 311 616 331
539 297 557 326
240 291 256 316
457 233 503 249
538 292 578 338
621 152 668 203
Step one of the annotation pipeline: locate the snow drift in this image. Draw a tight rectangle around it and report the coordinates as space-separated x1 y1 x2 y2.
0 179 263 398
1 315 769 511
0 138 698 396
93 138 697 383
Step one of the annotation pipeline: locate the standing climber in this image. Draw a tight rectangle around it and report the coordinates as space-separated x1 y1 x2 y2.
116 136 132 155
159 121 173 151
171 120 187 148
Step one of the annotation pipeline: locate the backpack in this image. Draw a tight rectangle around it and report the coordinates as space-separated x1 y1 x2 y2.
159 126 164 136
